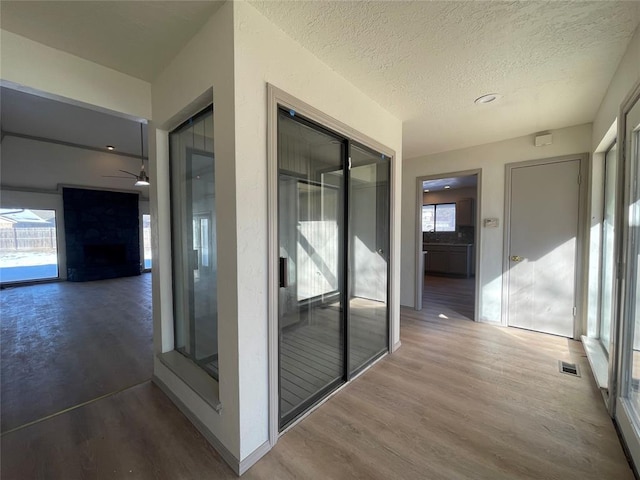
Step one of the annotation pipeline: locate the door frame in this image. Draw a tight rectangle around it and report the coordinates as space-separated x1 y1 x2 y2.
413 169 482 321
502 153 589 339
266 84 397 446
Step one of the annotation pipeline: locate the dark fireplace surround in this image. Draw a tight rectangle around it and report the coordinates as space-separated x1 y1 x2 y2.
63 188 141 282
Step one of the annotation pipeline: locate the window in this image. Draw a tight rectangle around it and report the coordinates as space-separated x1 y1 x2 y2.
142 214 152 270
422 203 456 232
0 208 59 282
169 105 218 380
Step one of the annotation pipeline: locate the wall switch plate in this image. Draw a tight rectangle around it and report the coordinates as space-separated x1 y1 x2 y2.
483 218 499 228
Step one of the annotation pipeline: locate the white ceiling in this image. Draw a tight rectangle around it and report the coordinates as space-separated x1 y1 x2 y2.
1 87 147 158
0 1 224 82
423 176 477 192
0 1 638 159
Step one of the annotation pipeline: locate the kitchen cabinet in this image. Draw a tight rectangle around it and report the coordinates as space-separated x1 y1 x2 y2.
424 243 473 277
456 198 474 226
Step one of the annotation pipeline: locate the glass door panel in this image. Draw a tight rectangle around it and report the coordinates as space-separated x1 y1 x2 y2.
348 144 390 374
278 110 345 428
170 107 219 379
600 143 617 354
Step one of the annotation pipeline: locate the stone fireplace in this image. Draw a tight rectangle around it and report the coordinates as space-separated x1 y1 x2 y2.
63 188 141 281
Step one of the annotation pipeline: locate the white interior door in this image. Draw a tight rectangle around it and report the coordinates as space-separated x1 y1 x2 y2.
507 159 581 337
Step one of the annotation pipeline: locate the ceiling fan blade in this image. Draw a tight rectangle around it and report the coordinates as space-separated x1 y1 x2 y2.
118 170 138 177
102 175 133 179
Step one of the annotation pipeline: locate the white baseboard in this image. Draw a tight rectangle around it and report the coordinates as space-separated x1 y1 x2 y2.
239 441 271 475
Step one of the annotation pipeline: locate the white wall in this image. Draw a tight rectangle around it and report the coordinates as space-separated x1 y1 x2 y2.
1 136 149 280
0 30 151 121
149 0 241 461
592 25 640 153
232 0 402 460
401 124 592 323
150 0 402 465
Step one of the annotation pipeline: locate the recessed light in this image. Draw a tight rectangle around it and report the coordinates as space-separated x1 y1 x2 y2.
474 93 502 104
106 145 115 151
444 185 451 189
424 189 430 192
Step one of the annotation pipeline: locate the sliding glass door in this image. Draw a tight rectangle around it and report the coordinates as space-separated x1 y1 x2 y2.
278 109 346 427
277 109 390 429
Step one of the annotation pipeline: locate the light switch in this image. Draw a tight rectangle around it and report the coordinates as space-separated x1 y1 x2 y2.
483 218 499 228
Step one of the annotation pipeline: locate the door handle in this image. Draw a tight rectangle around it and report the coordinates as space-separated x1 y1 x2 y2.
279 257 288 288
510 255 523 262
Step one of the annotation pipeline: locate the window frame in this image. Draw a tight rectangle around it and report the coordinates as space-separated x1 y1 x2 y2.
422 202 456 232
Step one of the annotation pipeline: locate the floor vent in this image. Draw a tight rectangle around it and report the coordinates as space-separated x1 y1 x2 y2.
559 360 581 377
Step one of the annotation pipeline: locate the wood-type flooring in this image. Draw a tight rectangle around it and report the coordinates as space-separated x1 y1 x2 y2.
422 274 475 320
0 274 153 433
1 274 632 480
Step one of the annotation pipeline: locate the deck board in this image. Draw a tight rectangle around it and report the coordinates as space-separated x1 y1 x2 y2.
279 297 387 419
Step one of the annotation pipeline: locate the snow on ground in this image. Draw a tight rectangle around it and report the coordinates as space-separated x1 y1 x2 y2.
0 250 58 268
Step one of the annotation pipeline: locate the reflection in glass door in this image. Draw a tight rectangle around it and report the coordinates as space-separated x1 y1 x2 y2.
277 109 390 429
349 144 390 375
599 143 617 354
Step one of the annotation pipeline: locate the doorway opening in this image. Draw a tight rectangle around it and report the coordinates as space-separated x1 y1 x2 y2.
0 86 153 435
415 172 480 322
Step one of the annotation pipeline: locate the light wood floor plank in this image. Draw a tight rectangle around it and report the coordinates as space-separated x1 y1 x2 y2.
0 276 633 479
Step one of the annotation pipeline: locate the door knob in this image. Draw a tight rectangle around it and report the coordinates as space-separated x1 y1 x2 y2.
510 255 523 262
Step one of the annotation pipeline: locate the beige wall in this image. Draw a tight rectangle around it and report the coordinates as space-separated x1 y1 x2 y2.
401 123 592 323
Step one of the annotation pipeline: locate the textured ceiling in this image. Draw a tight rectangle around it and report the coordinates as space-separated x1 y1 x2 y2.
0 1 224 81
1 1 638 158
250 1 640 157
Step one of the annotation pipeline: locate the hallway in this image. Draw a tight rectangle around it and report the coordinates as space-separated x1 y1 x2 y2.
1 291 632 479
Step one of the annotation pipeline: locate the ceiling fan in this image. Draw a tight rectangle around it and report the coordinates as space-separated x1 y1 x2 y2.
103 123 150 186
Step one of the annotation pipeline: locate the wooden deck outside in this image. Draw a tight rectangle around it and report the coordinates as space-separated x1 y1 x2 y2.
280 297 387 419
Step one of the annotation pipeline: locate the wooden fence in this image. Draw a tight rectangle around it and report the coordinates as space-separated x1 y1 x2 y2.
0 228 57 251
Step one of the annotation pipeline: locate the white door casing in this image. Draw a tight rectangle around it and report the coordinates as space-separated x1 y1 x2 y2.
505 157 583 338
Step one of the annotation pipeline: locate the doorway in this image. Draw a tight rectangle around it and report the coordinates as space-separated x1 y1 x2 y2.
503 155 587 338
277 108 390 429
415 172 480 322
